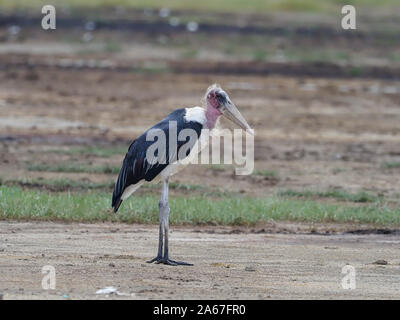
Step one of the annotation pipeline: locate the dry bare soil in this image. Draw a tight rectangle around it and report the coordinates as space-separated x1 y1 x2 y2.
1 221 400 299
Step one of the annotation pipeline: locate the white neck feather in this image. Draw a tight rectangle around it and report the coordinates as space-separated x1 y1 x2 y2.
184 107 206 125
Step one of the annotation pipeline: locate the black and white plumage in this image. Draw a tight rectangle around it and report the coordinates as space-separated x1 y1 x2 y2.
111 84 253 266
112 107 204 212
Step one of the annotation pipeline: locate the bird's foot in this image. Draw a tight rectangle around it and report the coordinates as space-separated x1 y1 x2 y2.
146 256 162 264
146 256 193 266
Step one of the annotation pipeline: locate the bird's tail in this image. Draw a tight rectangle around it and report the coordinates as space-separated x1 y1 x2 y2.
112 140 142 213
112 183 123 212
112 158 129 213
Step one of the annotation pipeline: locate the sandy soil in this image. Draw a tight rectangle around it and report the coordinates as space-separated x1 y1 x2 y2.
0 221 399 300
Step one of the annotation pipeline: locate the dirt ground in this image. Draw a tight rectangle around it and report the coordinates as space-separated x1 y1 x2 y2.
1 221 400 299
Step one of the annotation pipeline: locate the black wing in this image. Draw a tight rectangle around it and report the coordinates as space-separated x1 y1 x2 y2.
112 108 203 212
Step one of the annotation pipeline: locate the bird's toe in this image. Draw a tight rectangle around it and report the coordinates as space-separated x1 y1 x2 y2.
147 257 193 266
146 256 162 264
165 259 193 266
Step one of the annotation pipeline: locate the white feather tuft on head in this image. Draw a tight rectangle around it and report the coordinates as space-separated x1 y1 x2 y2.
201 83 221 106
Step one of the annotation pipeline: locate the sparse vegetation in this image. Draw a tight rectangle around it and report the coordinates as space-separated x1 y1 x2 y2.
104 41 122 53
1 178 115 191
253 169 279 178
252 50 269 62
332 167 346 174
278 189 379 203
181 48 199 59
206 164 231 172
1 186 399 226
26 163 121 174
0 177 224 195
2 0 398 14
382 162 400 169
47 145 127 158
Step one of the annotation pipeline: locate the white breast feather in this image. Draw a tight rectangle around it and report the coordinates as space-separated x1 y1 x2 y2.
184 107 206 125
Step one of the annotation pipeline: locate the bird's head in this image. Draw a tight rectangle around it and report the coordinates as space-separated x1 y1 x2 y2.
204 84 254 135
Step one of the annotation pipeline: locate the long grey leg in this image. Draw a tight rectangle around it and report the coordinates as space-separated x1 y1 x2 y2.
157 221 163 257
146 218 163 263
146 184 165 263
147 178 192 266
160 178 170 259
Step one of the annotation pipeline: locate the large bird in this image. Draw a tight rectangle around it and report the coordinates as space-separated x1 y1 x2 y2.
112 84 253 266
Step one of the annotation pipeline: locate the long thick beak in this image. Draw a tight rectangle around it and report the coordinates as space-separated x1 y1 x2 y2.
221 99 254 135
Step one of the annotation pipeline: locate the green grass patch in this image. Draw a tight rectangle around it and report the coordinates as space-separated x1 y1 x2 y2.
253 169 279 178
252 50 269 62
2 0 399 14
169 182 206 191
48 145 127 158
2 177 115 191
1 186 399 226
132 62 171 74
104 41 122 53
332 167 346 174
382 162 400 169
181 48 199 59
206 164 231 172
279 189 379 203
284 48 352 64
0 177 217 194
26 162 121 174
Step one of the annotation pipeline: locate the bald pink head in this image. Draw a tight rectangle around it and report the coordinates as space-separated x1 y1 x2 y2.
202 83 254 135
204 84 223 129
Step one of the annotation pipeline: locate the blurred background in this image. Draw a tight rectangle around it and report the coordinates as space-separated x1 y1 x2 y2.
1 0 400 224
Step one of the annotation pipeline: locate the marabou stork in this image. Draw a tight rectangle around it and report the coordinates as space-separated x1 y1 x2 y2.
112 84 253 266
